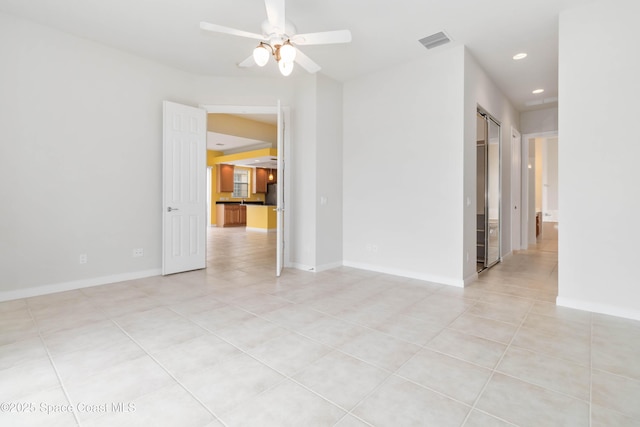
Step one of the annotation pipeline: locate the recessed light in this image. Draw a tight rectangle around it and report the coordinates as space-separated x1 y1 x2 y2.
513 53 527 60
532 89 544 94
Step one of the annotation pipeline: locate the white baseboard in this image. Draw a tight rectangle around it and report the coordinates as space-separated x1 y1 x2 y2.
0 269 162 302
245 227 276 233
556 296 640 322
464 272 479 286
314 261 343 273
290 262 317 272
342 260 464 287
289 261 342 273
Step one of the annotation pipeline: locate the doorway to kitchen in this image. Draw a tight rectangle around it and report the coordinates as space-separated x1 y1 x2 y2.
202 104 290 277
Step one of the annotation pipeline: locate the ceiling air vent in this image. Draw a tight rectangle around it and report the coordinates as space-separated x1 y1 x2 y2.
419 31 451 50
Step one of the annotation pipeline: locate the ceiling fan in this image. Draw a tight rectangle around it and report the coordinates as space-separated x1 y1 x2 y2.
200 0 352 76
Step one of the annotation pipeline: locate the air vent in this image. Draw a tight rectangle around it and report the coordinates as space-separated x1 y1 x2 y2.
419 31 451 50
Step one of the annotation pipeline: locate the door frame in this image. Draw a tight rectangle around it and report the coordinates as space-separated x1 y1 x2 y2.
521 130 558 248
511 127 522 251
200 104 291 270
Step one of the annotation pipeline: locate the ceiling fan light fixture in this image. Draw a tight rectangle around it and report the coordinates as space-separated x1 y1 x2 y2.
278 60 294 76
279 41 296 63
253 43 270 67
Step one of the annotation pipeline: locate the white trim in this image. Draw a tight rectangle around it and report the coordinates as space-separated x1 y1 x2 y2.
291 262 317 272
464 272 478 286
556 296 640 322
314 261 343 273
342 261 465 287
0 269 162 302
245 227 276 233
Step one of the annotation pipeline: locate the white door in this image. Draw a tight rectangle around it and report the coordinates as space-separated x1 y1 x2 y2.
511 127 522 250
162 101 207 275
276 100 285 277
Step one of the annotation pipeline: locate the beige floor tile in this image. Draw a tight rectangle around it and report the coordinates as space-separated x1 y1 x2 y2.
51 335 145 383
212 316 289 351
229 293 293 315
475 373 589 427
189 305 256 331
338 329 421 371
397 348 492 404
521 312 590 340
426 329 506 369
463 410 516 426
371 313 443 346
592 369 640 419
468 301 531 325
511 325 591 367
0 336 48 370
448 313 518 344
496 346 590 400
64 355 174 422
297 316 368 347
0 357 61 401
0 316 40 346
352 375 470 427
333 414 373 427
591 404 639 427
2 386 76 427
220 379 345 427
529 301 591 325
261 304 328 331
41 320 130 355
592 322 640 381
247 332 331 376
123 317 207 353
179 353 284 416
151 333 241 376
83 384 216 427
293 350 389 410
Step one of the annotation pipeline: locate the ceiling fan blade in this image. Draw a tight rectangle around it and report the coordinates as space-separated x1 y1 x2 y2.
291 30 352 45
264 0 286 33
200 21 265 41
294 49 321 74
238 55 256 68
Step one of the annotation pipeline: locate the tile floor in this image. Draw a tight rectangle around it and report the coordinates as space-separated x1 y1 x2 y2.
2 223 640 426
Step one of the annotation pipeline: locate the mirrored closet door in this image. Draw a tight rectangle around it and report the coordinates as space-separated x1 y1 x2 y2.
477 110 501 272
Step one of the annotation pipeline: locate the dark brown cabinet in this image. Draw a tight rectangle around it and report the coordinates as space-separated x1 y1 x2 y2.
217 164 234 193
253 168 268 193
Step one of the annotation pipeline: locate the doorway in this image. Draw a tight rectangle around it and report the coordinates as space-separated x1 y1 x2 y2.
202 104 290 276
477 109 501 273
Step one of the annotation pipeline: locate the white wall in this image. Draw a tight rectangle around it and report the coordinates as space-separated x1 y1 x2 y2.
343 46 466 285
557 0 640 320
290 75 318 270
315 74 344 270
520 107 558 134
0 12 317 299
463 49 520 280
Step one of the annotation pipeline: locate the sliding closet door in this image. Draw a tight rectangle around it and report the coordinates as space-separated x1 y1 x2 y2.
486 117 501 267
477 113 487 270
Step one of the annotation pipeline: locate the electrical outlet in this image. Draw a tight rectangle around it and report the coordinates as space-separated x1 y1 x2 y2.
133 248 144 257
79 254 87 264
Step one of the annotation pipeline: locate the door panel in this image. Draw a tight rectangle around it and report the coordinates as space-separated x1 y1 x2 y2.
162 101 207 275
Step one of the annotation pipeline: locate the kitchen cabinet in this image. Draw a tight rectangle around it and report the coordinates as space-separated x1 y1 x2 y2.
217 164 234 193
216 204 247 227
253 168 268 193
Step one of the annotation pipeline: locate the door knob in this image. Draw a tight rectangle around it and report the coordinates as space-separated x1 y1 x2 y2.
167 207 179 212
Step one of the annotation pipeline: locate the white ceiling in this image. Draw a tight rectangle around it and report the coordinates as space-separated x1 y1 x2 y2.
0 0 598 111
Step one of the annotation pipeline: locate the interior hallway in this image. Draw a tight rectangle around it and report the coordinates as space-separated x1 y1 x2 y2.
1 225 639 426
